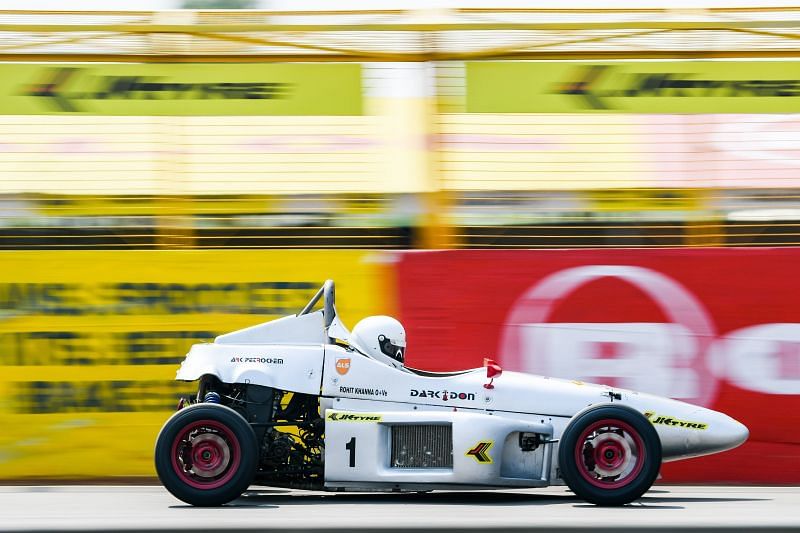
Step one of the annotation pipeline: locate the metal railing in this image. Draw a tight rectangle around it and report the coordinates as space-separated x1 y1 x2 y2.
3 8 800 60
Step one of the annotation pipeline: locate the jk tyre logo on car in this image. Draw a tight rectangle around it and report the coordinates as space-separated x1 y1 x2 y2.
326 412 382 422
644 411 708 430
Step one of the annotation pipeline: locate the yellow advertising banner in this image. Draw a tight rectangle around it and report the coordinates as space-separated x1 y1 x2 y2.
585 189 708 212
0 250 387 478
466 61 800 113
0 63 362 115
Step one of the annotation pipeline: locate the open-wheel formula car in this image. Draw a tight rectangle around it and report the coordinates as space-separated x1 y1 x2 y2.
155 280 748 506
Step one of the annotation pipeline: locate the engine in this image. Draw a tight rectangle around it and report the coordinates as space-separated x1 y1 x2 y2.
193 375 325 489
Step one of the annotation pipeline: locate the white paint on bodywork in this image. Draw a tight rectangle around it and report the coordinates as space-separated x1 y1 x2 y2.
328 312 351 341
320 344 744 461
174 283 746 477
177 339 745 462
176 342 324 395
324 409 553 487
170 279 748 492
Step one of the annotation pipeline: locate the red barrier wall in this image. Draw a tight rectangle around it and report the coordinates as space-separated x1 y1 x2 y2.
394 248 800 483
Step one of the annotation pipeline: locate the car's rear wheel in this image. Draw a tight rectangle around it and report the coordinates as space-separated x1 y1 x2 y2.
558 405 661 506
155 403 258 506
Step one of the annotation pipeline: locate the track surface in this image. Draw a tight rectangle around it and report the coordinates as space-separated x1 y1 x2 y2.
0 485 798 532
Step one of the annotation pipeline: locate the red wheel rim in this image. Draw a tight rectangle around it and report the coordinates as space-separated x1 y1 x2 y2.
573 418 645 489
170 419 242 490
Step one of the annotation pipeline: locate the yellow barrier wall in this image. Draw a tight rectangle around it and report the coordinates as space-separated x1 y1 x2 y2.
0 250 386 478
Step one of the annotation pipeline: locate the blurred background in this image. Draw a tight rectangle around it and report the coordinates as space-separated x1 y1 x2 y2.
0 2 799 483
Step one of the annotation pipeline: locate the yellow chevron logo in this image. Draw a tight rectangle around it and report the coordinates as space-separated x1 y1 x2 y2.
466 440 493 464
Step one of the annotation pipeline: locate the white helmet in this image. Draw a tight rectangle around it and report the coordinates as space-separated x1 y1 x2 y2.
350 315 406 369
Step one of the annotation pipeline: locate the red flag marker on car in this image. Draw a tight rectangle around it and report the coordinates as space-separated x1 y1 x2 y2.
484 358 503 389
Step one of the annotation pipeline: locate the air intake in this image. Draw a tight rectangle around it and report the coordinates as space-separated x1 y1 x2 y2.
390 424 453 468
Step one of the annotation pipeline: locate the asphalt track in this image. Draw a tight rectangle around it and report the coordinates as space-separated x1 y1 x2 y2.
0 485 798 532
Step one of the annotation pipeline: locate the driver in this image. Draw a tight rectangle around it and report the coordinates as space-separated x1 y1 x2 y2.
349 315 407 370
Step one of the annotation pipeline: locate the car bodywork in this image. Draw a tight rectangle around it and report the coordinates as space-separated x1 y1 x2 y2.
157 280 748 505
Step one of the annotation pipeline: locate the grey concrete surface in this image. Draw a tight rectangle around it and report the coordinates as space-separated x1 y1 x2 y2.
0 485 798 532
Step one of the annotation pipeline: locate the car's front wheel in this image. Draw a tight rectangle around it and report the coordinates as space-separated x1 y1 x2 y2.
558 404 661 506
155 403 258 506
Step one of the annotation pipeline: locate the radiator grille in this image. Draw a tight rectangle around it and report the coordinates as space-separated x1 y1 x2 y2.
390 424 453 469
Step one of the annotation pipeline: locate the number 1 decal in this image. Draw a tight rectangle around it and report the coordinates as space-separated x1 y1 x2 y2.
346 436 356 467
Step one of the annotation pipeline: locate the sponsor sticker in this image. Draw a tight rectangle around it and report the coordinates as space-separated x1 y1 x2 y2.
410 389 476 401
336 357 351 375
466 441 494 464
231 356 283 365
326 411 382 423
644 411 708 430
230 356 284 364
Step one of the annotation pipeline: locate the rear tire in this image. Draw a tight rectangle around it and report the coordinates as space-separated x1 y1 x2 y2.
155 403 258 506
558 404 661 506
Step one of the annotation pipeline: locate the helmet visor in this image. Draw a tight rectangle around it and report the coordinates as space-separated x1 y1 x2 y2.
379 335 405 363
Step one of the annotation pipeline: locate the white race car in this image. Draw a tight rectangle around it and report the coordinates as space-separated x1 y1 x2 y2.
155 280 748 506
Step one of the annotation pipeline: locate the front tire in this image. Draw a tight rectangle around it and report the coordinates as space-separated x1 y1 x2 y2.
558 404 661 506
155 403 258 506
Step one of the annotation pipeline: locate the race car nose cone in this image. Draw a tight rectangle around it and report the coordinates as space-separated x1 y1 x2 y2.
720 416 749 450
695 410 749 456
653 404 749 460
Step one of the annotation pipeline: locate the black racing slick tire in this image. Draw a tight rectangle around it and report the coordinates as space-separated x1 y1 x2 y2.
155 403 258 506
558 404 661 506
